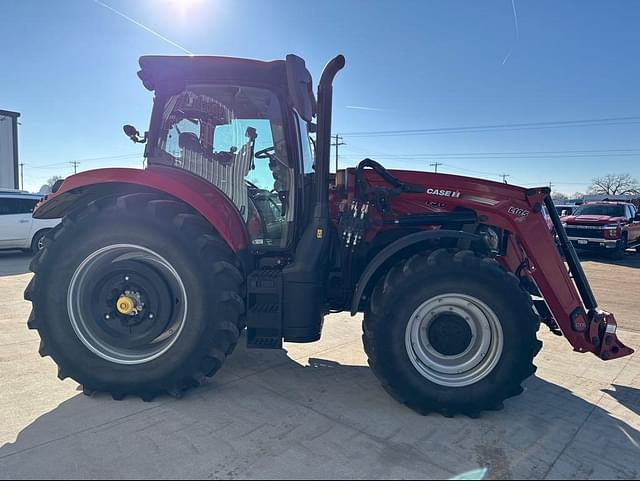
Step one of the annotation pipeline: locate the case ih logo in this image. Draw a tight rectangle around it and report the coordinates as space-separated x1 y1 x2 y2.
508 207 530 218
426 188 461 198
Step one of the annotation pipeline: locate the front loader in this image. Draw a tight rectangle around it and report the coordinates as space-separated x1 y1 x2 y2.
25 54 633 416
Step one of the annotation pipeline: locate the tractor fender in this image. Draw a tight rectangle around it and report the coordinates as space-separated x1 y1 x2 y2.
34 166 249 252
350 230 482 315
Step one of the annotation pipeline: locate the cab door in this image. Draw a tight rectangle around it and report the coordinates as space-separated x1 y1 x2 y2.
0 197 35 248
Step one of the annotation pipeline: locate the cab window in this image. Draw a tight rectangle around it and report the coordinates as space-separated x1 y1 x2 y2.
626 205 635 220
296 113 314 175
155 85 294 249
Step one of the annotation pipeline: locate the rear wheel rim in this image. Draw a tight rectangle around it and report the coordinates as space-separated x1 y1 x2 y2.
67 244 188 365
405 293 504 387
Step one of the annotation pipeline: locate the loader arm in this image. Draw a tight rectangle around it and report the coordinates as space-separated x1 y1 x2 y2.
349 168 634 361
509 190 632 360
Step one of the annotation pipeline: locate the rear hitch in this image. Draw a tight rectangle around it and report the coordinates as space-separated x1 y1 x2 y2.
587 310 634 360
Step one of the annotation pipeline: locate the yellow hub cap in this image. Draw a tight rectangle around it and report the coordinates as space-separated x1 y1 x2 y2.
116 296 136 315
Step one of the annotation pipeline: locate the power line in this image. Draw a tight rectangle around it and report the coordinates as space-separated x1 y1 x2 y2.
28 162 77 170
72 153 141 162
337 147 640 160
339 116 640 138
331 135 346 172
29 153 140 170
440 163 505 178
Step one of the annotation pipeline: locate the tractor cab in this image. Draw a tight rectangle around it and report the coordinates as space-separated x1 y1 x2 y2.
137 55 318 251
131 54 345 349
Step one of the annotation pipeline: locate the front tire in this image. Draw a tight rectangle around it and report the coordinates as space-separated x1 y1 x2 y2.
30 229 49 253
24 194 245 401
610 235 628 261
363 249 541 417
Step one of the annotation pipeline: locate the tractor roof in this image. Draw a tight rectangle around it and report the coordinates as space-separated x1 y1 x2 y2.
138 55 289 92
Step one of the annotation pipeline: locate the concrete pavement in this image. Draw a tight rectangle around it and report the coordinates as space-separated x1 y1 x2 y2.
0 252 639 479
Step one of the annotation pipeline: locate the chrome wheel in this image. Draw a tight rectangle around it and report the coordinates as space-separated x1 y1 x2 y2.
68 244 188 365
405 293 504 387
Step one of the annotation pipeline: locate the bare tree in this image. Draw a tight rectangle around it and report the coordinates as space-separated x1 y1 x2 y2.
589 174 640 196
551 192 569 203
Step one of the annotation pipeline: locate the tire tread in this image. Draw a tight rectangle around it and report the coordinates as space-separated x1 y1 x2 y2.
25 195 246 401
363 248 540 417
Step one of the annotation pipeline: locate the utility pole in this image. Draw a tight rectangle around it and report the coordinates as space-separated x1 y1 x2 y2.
19 163 24 191
70 161 80 175
430 162 443 174
331 134 345 173
500 173 510 184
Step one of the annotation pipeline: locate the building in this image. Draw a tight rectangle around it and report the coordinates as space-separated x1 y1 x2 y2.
583 194 640 209
0 110 20 190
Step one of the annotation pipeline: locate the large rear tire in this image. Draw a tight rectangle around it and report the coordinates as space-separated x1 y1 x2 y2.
363 249 541 417
24 194 245 401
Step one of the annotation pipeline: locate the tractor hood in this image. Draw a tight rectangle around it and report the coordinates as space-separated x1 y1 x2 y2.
138 54 316 121
564 215 626 225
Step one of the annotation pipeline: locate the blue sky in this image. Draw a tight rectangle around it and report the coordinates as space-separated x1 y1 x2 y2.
1 0 639 193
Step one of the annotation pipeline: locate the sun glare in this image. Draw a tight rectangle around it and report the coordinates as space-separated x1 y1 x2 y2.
173 0 204 14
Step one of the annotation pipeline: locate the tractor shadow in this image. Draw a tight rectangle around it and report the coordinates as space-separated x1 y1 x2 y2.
0 250 31 277
602 385 640 417
1 341 639 479
576 250 640 269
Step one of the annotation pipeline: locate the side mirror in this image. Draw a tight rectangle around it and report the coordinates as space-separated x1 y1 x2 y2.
123 124 147 144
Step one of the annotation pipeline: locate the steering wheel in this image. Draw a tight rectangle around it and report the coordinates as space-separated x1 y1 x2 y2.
254 146 276 159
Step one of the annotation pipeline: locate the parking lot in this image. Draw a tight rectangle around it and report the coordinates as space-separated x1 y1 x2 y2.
0 250 639 480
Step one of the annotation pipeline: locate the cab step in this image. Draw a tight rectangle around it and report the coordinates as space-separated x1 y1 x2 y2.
246 269 283 349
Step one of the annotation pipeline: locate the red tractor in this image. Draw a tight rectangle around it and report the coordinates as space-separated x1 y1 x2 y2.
25 54 633 416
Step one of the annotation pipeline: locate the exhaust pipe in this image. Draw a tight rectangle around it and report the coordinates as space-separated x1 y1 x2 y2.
315 55 346 219
280 55 345 344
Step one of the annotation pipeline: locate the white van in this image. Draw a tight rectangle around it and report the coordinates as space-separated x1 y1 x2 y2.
0 191 61 252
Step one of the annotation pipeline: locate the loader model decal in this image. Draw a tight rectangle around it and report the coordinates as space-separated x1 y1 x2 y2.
508 207 530 218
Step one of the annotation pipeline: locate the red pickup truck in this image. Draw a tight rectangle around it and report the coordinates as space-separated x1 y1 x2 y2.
561 202 640 259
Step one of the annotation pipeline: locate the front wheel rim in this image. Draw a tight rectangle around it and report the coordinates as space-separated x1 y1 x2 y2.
405 293 504 388
67 244 188 365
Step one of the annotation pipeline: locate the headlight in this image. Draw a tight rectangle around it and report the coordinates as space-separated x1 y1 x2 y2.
605 225 620 237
